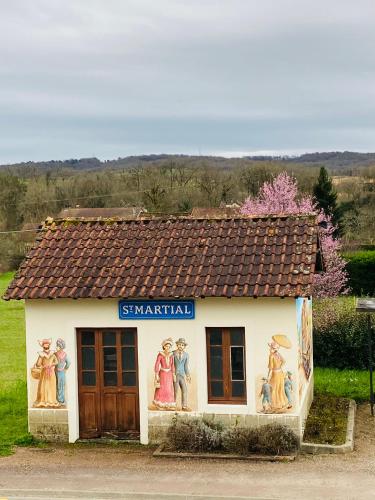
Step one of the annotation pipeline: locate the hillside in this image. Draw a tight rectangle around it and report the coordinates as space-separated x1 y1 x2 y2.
1 151 375 177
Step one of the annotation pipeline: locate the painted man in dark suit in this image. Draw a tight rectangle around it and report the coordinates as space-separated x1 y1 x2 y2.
173 338 191 411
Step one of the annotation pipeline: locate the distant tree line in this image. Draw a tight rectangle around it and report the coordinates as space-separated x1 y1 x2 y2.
0 156 374 272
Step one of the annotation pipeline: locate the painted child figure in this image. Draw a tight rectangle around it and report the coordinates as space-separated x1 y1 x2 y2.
259 377 272 413
284 371 293 409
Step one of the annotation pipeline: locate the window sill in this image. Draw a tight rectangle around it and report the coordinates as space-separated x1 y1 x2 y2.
205 403 249 412
208 400 247 405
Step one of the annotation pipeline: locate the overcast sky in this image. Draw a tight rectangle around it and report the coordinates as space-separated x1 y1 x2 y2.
1 0 374 163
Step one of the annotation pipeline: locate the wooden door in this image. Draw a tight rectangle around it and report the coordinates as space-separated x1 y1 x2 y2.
77 328 139 439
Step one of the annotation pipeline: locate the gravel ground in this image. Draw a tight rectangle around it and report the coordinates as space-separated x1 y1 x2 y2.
0 403 374 500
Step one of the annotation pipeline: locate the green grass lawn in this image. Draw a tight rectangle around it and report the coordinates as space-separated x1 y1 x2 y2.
0 272 29 455
314 366 370 401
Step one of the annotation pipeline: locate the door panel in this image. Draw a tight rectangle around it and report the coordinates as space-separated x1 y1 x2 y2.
118 392 138 430
79 392 100 438
102 393 118 432
77 328 139 439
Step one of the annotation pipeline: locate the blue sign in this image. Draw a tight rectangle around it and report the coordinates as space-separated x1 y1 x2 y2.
119 300 195 320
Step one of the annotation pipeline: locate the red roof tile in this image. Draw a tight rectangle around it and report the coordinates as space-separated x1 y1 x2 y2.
4 215 320 300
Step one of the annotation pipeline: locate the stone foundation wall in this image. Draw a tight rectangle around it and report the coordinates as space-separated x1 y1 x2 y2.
148 412 176 443
28 409 69 442
28 405 307 444
148 410 301 444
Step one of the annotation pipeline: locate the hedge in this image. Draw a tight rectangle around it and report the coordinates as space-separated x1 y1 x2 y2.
313 297 373 370
342 250 375 296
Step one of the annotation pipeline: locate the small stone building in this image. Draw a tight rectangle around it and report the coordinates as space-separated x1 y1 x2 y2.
4 214 321 444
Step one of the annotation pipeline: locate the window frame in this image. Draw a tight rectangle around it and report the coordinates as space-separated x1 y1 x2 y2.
206 327 247 404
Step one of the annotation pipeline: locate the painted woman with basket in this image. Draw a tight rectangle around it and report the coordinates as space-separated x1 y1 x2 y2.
31 338 60 408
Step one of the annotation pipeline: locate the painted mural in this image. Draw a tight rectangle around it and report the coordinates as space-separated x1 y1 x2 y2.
256 334 295 414
296 297 313 397
149 337 193 411
31 338 70 408
55 338 70 405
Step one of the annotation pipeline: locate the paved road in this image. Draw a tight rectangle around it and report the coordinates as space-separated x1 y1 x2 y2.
0 492 271 500
0 405 374 500
0 448 374 500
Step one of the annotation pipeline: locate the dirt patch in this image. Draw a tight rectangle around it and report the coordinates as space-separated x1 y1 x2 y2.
303 394 349 445
352 402 375 456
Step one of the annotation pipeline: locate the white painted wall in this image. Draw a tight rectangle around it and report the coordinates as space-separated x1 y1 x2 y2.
25 296 308 444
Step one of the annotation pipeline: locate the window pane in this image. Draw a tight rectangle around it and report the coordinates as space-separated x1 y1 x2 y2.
209 329 222 345
232 371 244 381
122 347 135 370
103 347 117 371
81 331 95 345
211 381 224 397
210 346 223 379
230 328 244 346
104 372 117 386
122 371 136 386
231 347 244 381
232 381 245 398
82 371 96 386
82 347 95 370
103 331 116 346
121 330 135 345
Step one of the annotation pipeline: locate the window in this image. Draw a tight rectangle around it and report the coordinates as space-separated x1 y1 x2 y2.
206 327 246 404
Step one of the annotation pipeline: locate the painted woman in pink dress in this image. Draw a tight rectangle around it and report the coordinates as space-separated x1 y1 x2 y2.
153 338 176 410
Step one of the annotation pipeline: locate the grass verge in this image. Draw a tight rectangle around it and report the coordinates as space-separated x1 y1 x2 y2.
0 271 26 391
303 393 349 445
0 381 33 456
0 272 29 456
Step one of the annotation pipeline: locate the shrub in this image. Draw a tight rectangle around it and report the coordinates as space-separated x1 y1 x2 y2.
166 415 222 453
221 426 260 455
166 417 299 456
313 297 372 370
257 424 299 455
202 417 224 433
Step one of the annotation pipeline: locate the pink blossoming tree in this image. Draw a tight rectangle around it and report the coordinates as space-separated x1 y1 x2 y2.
240 172 349 297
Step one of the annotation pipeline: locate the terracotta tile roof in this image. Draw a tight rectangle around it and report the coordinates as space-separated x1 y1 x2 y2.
4 215 320 300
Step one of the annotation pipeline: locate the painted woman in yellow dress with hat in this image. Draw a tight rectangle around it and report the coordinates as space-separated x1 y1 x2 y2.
267 334 291 412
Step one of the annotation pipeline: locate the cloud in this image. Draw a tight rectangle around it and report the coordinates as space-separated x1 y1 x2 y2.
0 0 374 162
